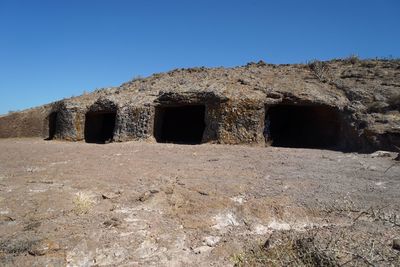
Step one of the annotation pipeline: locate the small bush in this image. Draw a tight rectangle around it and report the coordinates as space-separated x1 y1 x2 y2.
308 60 330 82
344 54 360 64
0 238 39 255
232 236 338 267
73 192 94 215
131 75 144 82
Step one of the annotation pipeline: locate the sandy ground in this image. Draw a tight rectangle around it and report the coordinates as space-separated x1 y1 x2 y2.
0 138 399 266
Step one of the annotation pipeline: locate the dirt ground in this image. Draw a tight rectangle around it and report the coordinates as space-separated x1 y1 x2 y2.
0 138 399 266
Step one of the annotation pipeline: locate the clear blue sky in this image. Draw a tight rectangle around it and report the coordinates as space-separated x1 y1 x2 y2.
0 0 399 115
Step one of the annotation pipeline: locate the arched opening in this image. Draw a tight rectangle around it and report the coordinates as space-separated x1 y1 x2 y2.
265 105 342 149
84 111 116 144
154 105 206 144
46 112 58 140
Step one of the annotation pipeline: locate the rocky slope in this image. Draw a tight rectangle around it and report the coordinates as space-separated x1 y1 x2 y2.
0 58 399 151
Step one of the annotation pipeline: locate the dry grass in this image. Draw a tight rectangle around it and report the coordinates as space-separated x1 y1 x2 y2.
231 200 400 266
232 227 400 266
344 54 360 64
72 192 94 215
0 238 40 255
232 234 338 267
308 60 330 83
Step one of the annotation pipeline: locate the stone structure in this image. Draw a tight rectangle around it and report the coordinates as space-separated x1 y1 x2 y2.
0 59 399 152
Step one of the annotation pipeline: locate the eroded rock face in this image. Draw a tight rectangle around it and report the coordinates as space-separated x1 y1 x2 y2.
0 59 399 151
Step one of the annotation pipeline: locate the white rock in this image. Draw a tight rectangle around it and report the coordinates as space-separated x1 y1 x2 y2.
371 151 392 158
252 224 271 235
267 220 291 231
212 212 240 231
203 236 221 247
230 196 245 204
368 165 377 171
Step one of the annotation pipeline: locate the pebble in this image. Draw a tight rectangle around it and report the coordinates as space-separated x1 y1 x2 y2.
203 236 220 247
368 165 377 171
138 191 152 202
29 239 60 256
370 151 392 158
102 191 121 199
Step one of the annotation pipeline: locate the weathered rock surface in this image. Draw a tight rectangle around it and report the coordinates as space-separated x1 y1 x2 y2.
0 59 399 151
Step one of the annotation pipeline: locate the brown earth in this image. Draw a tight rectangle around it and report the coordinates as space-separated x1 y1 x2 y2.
0 138 399 266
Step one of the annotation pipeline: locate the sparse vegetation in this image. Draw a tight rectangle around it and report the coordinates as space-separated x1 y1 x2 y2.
307 60 330 82
73 192 94 215
131 75 144 82
344 54 360 64
379 55 400 62
0 238 40 255
232 226 400 266
232 234 338 267
231 252 246 266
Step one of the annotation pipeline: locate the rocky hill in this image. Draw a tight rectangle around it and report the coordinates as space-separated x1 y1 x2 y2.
0 58 399 152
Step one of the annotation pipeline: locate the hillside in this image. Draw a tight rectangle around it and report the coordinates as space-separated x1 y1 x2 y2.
0 58 399 152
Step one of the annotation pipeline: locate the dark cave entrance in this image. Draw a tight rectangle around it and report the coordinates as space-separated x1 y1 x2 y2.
84 111 116 144
154 105 206 144
265 105 342 149
47 112 58 140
